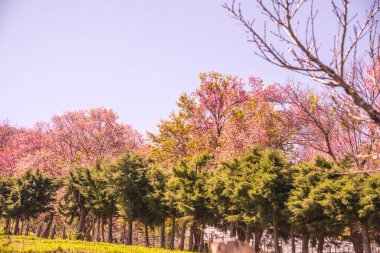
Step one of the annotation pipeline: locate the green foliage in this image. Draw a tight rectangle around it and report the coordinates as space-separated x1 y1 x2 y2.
107 153 156 225
317 173 380 224
3 170 58 220
59 168 88 223
287 162 342 240
148 166 169 224
167 154 215 224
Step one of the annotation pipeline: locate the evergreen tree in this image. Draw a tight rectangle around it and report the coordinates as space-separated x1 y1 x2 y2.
168 154 215 251
5 170 58 235
107 153 153 245
235 148 292 253
287 159 343 253
59 168 88 239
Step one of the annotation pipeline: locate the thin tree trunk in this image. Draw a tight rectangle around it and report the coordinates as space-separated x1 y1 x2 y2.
36 223 42 237
121 224 126 244
25 221 30 236
13 217 20 235
145 224 150 247
127 220 133 245
199 224 205 253
350 224 364 253
160 218 166 248
273 210 280 253
229 223 237 237
107 216 113 243
20 219 24 235
302 233 310 253
169 215 175 250
85 219 93 241
50 224 56 239
189 224 194 251
193 226 203 252
245 226 252 243
361 220 372 253
291 225 295 253
78 205 87 234
92 219 96 242
62 226 67 239
9 219 13 235
42 213 54 238
254 228 263 253
179 220 188 250
101 216 105 242
97 217 101 242
4 217 10 235
237 225 246 242
317 236 324 253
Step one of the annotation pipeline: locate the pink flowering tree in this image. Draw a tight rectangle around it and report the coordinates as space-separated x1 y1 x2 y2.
0 121 43 176
1 108 144 177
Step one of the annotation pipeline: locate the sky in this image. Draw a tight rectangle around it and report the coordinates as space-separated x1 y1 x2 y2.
0 0 372 134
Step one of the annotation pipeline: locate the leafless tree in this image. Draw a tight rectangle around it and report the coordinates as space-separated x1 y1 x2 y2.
224 0 380 124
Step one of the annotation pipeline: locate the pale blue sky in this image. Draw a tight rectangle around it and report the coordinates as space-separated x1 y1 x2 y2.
0 1 371 134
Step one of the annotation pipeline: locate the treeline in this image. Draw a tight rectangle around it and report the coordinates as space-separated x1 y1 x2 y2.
2 71 380 253
1 149 380 253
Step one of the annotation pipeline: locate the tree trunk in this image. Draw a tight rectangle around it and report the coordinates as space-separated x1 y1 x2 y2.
291 225 295 253
127 220 133 245
189 224 194 251
237 225 246 242
273 210 280 253
101 216 105 242
62 226 67 239
170 215 175 249
4 217 10 235
50 224 56 239
317 236 324 253
42 213 54 238
107 216 113 243
96 217 101 242
193 226 201 252
36 223 42 237
160 218 166 248
92 219 96 241
302 233 310 253
179 220 188 250
120 224 126 244
229 223 237 237
85 218 93 241
13 217 20 235
254 228 263 253
78 205 87 234
25 221 30 236
361 220 372 253
245 226 252 243
199 224 205 252
350 224 364 253
145 224 150 247
20 219 24 235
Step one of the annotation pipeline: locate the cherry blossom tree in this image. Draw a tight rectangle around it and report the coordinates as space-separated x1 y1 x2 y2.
0 121 43 176
149 72 293 164
280 82 380 171
36 108 144 176
1 108 144 177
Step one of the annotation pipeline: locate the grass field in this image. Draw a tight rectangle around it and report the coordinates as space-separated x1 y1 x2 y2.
0 235 187 253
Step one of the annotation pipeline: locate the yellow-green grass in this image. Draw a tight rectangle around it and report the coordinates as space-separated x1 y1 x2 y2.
0 235 187 253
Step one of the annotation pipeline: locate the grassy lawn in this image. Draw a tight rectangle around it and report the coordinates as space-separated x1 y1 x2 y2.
0 235 187 253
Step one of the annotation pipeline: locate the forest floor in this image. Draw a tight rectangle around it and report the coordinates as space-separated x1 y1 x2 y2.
0 235 187 253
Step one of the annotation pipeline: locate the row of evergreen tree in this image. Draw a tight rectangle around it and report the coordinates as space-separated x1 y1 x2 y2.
1 148 380 253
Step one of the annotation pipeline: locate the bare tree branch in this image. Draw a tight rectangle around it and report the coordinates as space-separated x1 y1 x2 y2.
224 0 380 125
